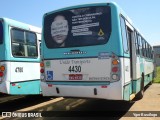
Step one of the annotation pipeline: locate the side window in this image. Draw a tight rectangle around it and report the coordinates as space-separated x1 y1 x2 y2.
127 27 132 52
0 21 3 44
147 44 150 58
151 50 154 59
11 28 38 58
148 46 151 58
138 35 142 56
149 46 152 59
39 41 41 55
144 42 147 57
120 16 129 53
134 32 139 55
141 38 145 57
146 43 149 58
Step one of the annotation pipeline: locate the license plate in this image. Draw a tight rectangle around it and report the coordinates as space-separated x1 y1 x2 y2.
69 74 83 80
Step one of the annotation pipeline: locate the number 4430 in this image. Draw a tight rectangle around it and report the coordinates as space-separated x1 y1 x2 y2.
68 66 81 73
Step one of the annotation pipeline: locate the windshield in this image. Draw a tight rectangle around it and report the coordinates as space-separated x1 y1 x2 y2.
44 6 111 48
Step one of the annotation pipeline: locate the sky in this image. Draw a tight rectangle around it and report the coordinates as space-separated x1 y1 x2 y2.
0 0 159 46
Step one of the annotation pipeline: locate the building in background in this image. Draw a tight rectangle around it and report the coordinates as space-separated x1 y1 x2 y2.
153 45 160 66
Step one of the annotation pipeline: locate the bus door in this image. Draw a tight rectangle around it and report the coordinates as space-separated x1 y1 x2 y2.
126 21 136 93
121 17 134 85
126 25 134 80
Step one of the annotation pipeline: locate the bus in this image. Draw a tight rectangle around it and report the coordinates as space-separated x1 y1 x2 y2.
0 18 41 95
40 2 154 101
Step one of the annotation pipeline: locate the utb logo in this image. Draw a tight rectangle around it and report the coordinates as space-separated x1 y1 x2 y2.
98 29 104 36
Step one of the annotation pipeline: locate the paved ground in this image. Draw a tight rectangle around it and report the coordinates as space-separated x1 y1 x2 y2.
129 83 160 111
1 84 160 120
121 83 160 120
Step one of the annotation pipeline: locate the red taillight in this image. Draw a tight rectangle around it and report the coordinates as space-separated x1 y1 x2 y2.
0 72 3 77
40 69 44 73
112 67 118 72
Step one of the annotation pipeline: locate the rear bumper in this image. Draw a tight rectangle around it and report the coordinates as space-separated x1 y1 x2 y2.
41 81 123 100
0 80 41 95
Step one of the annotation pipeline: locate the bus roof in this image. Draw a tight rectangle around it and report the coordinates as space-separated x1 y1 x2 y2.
0 17 41 34
43 2 133 29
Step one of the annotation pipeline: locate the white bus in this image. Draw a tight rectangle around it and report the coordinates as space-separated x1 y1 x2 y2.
40 2 154 100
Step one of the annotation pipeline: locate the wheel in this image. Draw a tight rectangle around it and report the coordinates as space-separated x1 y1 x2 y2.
137 73 144 99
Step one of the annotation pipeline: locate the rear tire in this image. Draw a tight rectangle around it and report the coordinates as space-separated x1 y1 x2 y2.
137 73 144 99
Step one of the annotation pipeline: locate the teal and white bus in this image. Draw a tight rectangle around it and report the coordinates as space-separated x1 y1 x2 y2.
40 2 154 100
0 18 41 95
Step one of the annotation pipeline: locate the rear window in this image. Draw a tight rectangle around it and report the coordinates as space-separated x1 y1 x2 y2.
11 28 38 58
44 6 111 48
0 21 3 44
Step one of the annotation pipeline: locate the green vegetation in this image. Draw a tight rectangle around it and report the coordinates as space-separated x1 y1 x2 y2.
153 67 160 83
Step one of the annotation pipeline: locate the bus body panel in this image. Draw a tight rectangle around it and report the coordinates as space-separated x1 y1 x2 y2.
136 57 141 79
123 58 131 84
42 58 124 100
0 62 41 94
10 80 40 95
41 80 123 100
44 58 111 82
10 62 40 82
144 59 154 75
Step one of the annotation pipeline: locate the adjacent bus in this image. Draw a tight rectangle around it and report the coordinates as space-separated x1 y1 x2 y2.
0 18 41 95
40 2 154 100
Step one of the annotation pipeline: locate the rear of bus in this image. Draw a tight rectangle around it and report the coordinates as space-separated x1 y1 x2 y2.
0 18 41 95
41 3 125 100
